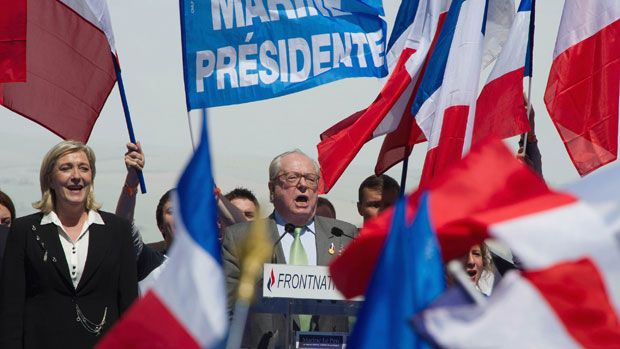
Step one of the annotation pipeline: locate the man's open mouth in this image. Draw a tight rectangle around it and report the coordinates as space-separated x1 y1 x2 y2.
295 195 308 203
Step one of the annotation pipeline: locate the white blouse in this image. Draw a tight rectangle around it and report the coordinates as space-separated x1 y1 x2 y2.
40 210 105 288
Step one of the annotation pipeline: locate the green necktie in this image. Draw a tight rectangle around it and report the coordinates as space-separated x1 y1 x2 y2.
289 226 311 331
289 227 308 265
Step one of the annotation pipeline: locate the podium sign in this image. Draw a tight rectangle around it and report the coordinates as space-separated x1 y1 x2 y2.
296 332 348 349
263 264 351 301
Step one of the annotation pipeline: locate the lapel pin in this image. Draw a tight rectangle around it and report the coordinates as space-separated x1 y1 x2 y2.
51 256 57 263
43 251 48 262
328 242 335 255
32 225 37 231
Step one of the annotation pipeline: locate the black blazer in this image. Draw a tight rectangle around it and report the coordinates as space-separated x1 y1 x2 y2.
0 211 138 349
0 224 8 270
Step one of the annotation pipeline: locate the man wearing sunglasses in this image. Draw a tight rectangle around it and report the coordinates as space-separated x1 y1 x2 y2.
222 149 357 349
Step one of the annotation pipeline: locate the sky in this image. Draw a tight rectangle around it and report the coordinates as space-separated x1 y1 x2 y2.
0 1 575 243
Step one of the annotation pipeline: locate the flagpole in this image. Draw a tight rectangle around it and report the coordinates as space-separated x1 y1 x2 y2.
112 54 147 194
523 77 533 154
399 157 409 195
522 0 536 155
186 111 197 151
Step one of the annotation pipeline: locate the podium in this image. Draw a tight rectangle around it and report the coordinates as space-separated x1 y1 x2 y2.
249 264 362 349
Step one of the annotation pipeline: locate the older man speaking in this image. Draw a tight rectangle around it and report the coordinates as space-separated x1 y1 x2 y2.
222 149 357 349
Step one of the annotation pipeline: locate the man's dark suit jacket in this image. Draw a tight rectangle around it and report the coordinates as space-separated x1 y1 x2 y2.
222 214 357 349
0 211 138 349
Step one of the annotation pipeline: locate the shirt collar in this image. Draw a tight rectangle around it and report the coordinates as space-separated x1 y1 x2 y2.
273 211 315 235
41 210 105 227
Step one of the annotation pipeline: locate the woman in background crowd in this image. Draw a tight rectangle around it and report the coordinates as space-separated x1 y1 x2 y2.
465 243 495 296
0 190 16 268
0 190 16 227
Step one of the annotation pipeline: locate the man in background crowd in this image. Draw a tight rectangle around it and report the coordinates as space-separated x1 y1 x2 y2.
224 187 260 221
357 174 400 224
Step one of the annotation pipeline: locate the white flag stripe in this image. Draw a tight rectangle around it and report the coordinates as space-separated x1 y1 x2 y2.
565 164 620 234
491 200 620 315
423 272 581 349
60 0 116 51
372 81 417 137
481 0 515 69
153 199 228 348
552 0 620 59
485 10 529 83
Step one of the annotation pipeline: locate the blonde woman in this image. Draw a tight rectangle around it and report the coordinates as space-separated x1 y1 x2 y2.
464 243 495 296
0 141 137 349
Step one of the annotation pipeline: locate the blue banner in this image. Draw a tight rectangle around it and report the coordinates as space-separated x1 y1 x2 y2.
180 0 388 109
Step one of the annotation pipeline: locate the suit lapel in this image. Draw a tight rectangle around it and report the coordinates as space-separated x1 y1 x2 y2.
313 217 336 266
77 222 110 292
34 220 73 289
268 215 286 264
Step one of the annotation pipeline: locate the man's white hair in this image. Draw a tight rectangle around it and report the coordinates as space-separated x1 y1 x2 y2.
268 149 320 181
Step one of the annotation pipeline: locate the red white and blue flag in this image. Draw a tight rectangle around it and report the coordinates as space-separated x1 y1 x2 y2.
348 193 445 349
544 0 620 176
317 0 447 193
329 138 552 298
375 0 518 175
416 162 620 348
97 116 228 349
0 0 117 142
412 0 488 186
472 0 533 144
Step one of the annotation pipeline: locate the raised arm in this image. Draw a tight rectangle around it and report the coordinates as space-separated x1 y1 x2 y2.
116 142 145 221
517 103 543 177
116 142 147 260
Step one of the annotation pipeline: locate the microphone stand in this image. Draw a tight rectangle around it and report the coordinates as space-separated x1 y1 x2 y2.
272 223 294 263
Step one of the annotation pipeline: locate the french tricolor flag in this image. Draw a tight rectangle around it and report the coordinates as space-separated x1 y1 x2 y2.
0 0 118 143
413 0 487 186
416 162 620 347
97 116 228 349
329 138 553 299
317 0 447 193
472 0 533 144
544 0 620 176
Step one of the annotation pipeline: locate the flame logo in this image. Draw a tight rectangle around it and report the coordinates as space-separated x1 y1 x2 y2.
267 269 275 292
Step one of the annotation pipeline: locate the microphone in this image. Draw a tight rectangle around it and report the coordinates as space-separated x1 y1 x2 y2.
271 223 295 263
330 227 354 240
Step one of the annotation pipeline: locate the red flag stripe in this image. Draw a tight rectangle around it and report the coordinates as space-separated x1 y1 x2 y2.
317 48 417 192
96 291 201 349
524 259 620 348
0 0 116 142
0 0 26 82
473 67 530 144
544 18 620 176
419 105 469 187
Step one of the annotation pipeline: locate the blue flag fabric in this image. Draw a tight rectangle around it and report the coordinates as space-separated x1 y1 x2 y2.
180 0 388 109
176 110 222 262
348 193 445 349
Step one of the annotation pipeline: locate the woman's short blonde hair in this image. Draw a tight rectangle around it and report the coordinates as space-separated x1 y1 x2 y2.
32 140 101 213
